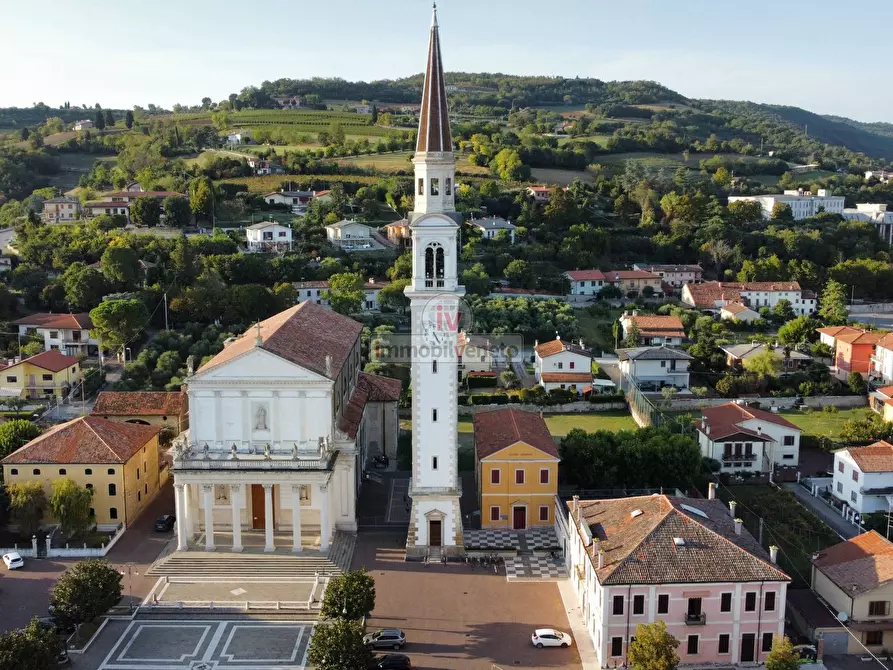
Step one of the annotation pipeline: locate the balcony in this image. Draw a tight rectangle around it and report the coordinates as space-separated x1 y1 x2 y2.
722 453 758 462
684 613 707 625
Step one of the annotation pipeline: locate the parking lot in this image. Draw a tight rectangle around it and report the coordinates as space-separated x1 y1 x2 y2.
352 532 582 670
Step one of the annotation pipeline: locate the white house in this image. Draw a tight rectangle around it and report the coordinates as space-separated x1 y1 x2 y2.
42 197 81 224
632 263 702 288
619 313 685 346
263 190 316 211
355 105 372 115
843 203 893 245
682 281 815 316
565 270 606 297
526 186 552 203
617 346 692 390
534 337 592 393
559 491 790 668
325 220 379 250
720 302 760 323
872 334 893 385
728 189 845 220
226 131 251 146
832 442 893 515
73 119 93 131
865 170 893 183
246 222 293 252
11 313 100 357
818 325 864 351
170 302 400 552
721 343 812 372
697 402 801 474
293 278 391 313
469 216 516 244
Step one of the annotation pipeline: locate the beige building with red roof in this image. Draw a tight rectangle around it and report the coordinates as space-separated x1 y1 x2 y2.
1 416 161 529
473 408 559 529
561 490 789 666
565 269 663 299
698 402 801 474
682 281 815 316
0 349 81 401
170 301 400 554
534 336 593 393
92 391 188 433
719 301 760 323
12 312 100 356
812 531 893 653
831 441 893 516
619 312 685 345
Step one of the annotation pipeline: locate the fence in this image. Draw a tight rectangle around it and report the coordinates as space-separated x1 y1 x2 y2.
0 523 128 559
664 394 867 413
457 400 626 415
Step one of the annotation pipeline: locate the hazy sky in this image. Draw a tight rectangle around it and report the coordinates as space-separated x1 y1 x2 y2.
1 0 888 122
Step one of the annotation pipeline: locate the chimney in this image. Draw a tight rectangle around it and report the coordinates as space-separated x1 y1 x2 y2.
729 500 737 517
325 355 333 377
734 518 743 535
579 339 584 348
534 339 539 348
597 551 605 569
632 309 638 316
769 545 779 564
708 482 716 500
572 495 579 513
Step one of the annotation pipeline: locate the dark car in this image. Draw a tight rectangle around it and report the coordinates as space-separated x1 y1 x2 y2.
37 615 75 634
154 515 175 532
363 628 406 650
370 654 411 669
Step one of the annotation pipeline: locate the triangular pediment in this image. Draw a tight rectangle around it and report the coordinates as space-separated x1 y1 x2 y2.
409 212 460 229
190 347 329 383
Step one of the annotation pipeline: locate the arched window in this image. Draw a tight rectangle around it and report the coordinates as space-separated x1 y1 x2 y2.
424 242 443 288
435 247 445 287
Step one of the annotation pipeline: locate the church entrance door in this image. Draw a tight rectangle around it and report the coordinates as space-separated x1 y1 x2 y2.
251 484 265 530
429 520 442 547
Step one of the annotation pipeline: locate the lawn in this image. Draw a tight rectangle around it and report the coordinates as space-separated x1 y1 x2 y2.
217 174 384 193
530 167 594 186
557 134 612 147
778 407 869 441
575 307 622 354
336 152 414 172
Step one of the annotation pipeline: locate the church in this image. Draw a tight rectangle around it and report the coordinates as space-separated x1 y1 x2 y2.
170 4 463 559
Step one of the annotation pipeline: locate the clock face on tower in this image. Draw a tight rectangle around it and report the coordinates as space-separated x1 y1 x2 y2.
419 294 472 347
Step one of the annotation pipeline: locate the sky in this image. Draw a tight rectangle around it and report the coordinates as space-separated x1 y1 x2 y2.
1 0 890 122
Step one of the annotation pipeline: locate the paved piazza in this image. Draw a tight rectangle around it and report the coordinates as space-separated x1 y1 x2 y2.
97 620 312 670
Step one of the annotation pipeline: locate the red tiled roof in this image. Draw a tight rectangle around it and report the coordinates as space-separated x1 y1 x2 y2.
92 391 186 417
875 385 893 398
535 338 590 358
875 334 893 351
294 281 330 290
101 191 183 199
473 408 559 460
699 402 800 439
571 495 789 585
604 270 660 281
813 531 893 596
357 372 401 402
337 382 368 440
565 270 606 281
84 201 130 208
415 9 452 154
836 330 884 345
721 302 754 315
540 372 592 383
198 302 363 380
684 281 804 308
1 416 160 465
11 312 93 329
625 315 685 338
817 326 863 339
846 441 893 473
13 349 80 373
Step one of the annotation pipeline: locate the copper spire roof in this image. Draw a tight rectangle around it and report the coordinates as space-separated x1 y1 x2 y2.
416 3 452 154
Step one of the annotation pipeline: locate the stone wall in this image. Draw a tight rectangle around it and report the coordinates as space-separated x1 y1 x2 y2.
457 401 627 416
665 394 867 413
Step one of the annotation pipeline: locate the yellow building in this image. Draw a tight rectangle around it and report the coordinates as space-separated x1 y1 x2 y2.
92 391 189 433
1 416 162 529
473 408 560 530
0 349 81 400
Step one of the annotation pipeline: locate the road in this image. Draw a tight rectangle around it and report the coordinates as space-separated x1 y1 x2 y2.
784 483 858 540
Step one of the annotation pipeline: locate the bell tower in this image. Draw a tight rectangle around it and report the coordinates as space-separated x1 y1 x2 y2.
404 3 465 560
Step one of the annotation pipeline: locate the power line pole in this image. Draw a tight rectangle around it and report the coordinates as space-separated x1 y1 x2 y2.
163 292 169 331
758 517 764 546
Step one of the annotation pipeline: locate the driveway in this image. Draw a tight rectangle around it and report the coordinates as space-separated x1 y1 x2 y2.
784 483 858 540
352 532 581 670
0 556 72 632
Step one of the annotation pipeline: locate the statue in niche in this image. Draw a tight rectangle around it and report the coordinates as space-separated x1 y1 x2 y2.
214 484 230 504
255 405 268 431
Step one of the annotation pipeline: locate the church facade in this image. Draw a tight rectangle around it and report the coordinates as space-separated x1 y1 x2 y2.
404 5 466 559
170 302 399 552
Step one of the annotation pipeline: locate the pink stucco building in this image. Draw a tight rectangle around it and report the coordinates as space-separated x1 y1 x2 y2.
560 489 790 667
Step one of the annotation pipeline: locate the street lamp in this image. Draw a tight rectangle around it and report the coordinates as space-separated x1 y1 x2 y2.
125 347 132 365
119 563 139 613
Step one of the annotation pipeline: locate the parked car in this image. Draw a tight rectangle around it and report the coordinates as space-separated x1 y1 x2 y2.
363 628 406 650
2 552 24 569
370 654 411 669
531 628 573 648
37 616 75 634
154 515 175 532
794 644 817 662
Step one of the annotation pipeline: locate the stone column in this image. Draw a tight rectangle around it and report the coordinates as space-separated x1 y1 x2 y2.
175 483 188 551
182 483 192 536
231 484 242 552
202 484 215 551
291 485 302 553
319 483 330 551
263 483 275 552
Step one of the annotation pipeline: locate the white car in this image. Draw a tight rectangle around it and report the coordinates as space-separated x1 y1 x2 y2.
531 628 573 648
2 552 24 569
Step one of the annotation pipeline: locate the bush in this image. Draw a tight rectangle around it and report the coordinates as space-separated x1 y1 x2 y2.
589 392 625 404
50 559 122 626
465 373 497 389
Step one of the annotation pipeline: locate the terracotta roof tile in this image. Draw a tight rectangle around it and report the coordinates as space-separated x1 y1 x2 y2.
11 313 93 329
572 495 789 585
836 330 884 345
337 382 368 440
625 315 685 338
813 531 893 596
535 339 590 358
817 326 862 338
92 392 186 417
699 402 800 440
846 441 893 473
876 334 893 351
1 416 159 465
357 372 402 402
197 302 362 380
565 270 607 281
684 281 804 308
14 349 80 373
540 372 592 383
722 302 753 315
473 408 559 460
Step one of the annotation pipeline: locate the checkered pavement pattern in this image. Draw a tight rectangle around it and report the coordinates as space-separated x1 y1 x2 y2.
505 555 568 581
463 529 522 550
523 527 560 550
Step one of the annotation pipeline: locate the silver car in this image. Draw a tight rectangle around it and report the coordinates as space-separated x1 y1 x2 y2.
363 628 406 650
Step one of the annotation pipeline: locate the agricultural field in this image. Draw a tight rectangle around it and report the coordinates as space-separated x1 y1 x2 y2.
46 152 114 192
530 167 594 186
217 174 386 193
336 152 414 172
557 134 612 147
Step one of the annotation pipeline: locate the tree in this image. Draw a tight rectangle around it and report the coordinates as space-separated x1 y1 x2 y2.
772 299 795 322
661 386 678 406
124 110 134 129
162 196 191 227
500 370 520 389
491 148 530 181
50 478 94 539
623 322 641 348
62 263 110 311
94 108 105 130
777 316 817 345
504 259 533 288
307 619 373 670
321 569 376 620
101 246 140 287
130 196 162 227
7 482 47 539
19 126 30 141
743 349 782 379
28 132 44 149
104 109 115 127
0 618 63 669
819 279 848 325
325 273 365 315
461 263 491 297
50 559 122 626
628 621 679 670
378 278 410 314
0 420 41 459
599 284 623 300
771 202 793 221
712 166 732 188
848 371 866 394
386 250 413 280
90 299 149 349
188 176 214 221
765 635 800 670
